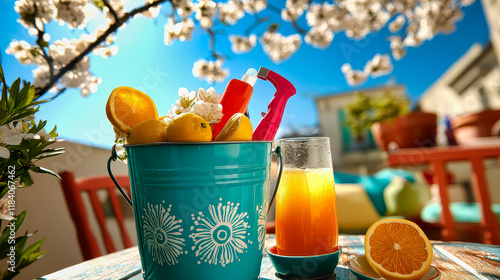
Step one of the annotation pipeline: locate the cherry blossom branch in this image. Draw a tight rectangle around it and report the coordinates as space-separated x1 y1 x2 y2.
206 28 221 60
33 2 54 80
266 3 308 35
244 15 270 36
102 0 119 23
35 0 171 99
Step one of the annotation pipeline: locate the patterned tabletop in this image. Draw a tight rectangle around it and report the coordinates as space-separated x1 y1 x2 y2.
38 234 500 280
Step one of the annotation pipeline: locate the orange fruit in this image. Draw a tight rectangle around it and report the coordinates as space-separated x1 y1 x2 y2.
214 113 253 141
166 113 212 142
106 86 158 133
364 219 433 280
127 119 168 145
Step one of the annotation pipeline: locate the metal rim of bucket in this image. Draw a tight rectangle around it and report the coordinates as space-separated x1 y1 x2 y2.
123 140 274 147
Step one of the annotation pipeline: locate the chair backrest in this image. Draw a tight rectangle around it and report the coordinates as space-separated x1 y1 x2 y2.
59 171 134 260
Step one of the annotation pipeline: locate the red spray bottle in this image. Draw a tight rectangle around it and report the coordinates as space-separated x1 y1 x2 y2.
252 67 296 141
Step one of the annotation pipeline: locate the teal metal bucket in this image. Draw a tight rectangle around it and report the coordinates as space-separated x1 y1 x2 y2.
108 141 281 280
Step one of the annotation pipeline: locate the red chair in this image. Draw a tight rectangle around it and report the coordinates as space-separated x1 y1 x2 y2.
59 171 134 260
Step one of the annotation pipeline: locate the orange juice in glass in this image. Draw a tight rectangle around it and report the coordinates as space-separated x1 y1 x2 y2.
275 137 338 256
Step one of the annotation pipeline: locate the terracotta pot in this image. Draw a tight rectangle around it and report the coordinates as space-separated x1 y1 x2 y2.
371 112 437 151
451 109 500 144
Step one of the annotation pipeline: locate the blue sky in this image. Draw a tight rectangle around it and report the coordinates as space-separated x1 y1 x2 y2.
0 0 490 148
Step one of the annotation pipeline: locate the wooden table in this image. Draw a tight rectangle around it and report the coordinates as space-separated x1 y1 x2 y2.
38 234 500 280
386 144 500 245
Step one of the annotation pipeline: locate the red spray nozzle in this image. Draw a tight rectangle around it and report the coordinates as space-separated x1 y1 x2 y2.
252 68 296 141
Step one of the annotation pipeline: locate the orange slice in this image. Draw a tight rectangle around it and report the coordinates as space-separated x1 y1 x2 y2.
364 219 433 280
214 113 252 141
105 86 158 133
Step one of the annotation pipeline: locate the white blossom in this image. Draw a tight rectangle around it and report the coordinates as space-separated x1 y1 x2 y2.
79 75 101 97
389 15 406 33
14 0 55 28
461 0 475 6
175 87 197 113
10 122 38 140
229 34 257 53
0 126 23 158
192 59 229 83
191 87 223 124
0 194 15 220
195 0 217 29
164 18 195 45
241 0 266 14
33 66 51 89
281 0 306 23
389 36 406 60
305 26 334 49
218 1 244 25
341 63 368 86
103 0 125 23
5 40 45 65
197 87 222 104
260 31 301 62
93 45 119 58
191 101 223 124
306 3 335 28
175 0 195 18
142 0 161 18
364 54 393 77
54 0 89 29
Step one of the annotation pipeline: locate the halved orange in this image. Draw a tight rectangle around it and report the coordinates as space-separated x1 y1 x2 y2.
105 86 158 133
364 219 433 280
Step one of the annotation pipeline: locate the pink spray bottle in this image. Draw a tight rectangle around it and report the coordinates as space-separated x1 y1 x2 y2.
252 67 296 141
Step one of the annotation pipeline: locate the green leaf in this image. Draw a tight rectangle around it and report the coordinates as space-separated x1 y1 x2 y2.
19 172 33 187
267 23 280 33
8 79 21 106
17 250 47 271
29 166 61 179
0 212 26 244
37 151 65 160
93 0 105 10
20 237 44 257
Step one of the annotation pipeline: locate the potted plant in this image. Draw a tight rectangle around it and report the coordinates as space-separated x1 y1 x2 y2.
451 109 500 144
345 91 437 151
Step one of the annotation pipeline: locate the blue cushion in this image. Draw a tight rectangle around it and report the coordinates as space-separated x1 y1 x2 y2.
334 169 417 216
421 202 500 223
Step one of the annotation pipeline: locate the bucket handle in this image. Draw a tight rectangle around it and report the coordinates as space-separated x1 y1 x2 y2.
268 146 282 214
107 144 133 207
107 144 283 212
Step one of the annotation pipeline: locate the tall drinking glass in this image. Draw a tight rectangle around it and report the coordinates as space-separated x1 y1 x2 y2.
275 137 338 256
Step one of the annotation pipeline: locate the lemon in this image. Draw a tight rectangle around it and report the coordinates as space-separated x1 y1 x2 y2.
127 119 168 145
215 113 253 141
167 113 212 142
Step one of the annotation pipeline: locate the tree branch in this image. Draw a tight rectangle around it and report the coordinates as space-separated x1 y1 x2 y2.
34 0 170 99
33 2 55 80
102 0 119 23
266 3 308 35
206 28 220 60
244 15 270 36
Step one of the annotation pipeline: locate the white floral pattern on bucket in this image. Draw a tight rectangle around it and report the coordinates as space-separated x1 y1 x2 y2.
189 198 250 267
142 202 185 266
256 205 266 250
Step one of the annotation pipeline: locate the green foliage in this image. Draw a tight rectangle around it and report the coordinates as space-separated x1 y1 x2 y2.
0 64 63 191
0 63 61 279
0 212 47 280
345 91 410 138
